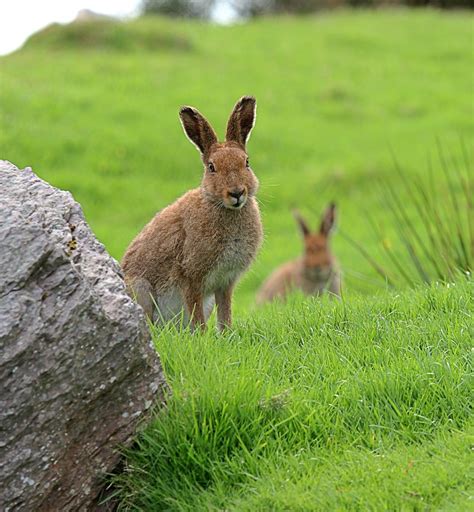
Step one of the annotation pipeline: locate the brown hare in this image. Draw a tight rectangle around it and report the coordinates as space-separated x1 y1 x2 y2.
122 96 263 331
257 203 341 304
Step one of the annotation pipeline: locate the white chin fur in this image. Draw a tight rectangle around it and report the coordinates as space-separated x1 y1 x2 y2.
225 197 247 210
225 202 245 210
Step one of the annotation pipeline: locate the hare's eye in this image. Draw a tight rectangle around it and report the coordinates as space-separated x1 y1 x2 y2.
208 162 216 173
246 158 250 168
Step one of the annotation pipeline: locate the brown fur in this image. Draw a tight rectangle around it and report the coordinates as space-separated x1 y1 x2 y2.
122 96 263 331
256 203 341 304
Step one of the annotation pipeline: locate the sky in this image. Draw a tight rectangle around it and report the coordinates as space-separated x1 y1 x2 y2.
0 0 237 56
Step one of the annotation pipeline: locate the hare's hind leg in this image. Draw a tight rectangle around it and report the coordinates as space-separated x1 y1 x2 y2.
127 277 155 320
203 295 215 322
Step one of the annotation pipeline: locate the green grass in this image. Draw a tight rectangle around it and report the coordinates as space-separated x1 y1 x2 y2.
1 9 472 306
112 278 473 510
1 10 473 510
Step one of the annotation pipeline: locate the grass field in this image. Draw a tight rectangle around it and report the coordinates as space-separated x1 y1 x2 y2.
113 279 473 510
0 9 472 510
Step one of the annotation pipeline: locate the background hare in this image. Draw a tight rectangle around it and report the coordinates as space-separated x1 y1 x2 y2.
257 203 341 304
122 96 263 330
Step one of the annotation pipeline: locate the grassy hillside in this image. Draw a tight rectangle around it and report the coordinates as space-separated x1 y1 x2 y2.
1 10 472 511
1 10 472 308
113 278 473 510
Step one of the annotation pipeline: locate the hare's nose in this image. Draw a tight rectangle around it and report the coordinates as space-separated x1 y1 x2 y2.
229 189 245 200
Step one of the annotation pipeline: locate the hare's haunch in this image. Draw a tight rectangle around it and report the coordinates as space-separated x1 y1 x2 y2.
122 96 263 331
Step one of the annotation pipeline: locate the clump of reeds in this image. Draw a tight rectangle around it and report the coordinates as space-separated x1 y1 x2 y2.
342 141 472 288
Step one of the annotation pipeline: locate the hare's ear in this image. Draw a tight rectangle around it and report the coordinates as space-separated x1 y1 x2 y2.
293 210 310 238
179 106 218 157
320 202 337 236
226 96 256 148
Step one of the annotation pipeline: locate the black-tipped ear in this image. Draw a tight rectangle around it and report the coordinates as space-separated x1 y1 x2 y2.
293 210 310 237
320 202 337 236
226 96 256 148
179 106 218 157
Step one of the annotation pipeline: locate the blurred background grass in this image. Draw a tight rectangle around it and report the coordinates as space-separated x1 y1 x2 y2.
0 9 472 309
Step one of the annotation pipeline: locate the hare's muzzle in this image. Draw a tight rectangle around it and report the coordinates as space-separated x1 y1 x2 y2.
227 188 247 209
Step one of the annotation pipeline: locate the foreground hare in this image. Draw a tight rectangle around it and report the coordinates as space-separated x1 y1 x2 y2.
257 203 341 304
122 96 263 331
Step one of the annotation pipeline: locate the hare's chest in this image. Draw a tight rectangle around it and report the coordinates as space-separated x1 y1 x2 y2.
204 235 255 293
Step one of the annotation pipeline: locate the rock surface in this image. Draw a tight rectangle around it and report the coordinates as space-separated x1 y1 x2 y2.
0 161 167 511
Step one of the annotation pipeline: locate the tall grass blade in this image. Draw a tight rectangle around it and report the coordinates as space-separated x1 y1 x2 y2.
339 229 395 287
437 140 470 270
365 207 415 287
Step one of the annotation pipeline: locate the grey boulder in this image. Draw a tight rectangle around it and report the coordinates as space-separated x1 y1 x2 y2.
0 161 167 511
